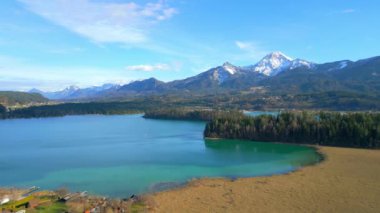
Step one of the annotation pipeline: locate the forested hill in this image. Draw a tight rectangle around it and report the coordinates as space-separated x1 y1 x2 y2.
144 108 243 121
2 102 143 119
205 111 380 149
0 91 48 107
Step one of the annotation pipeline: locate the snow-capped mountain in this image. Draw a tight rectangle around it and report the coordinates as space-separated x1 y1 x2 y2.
121 53 315 93
248 52 293 76
246 51 314 76
326 60 352 71
28 85 80 100
30 84 120 100
88 83 118 92
210 62 241 83
27 52 380 100
222 62 238 75
169 62 243 89
290 59 315 70
62 85 80 94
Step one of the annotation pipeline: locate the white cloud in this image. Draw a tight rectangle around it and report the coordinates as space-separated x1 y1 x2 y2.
125 63 171 72
235 41 253 50
18 0 177 44
235 40 268 60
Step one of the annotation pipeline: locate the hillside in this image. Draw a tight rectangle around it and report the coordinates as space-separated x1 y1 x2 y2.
0 91 48 107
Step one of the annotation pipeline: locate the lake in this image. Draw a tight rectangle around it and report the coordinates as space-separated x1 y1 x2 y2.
0 114 321 197
244 110 279 117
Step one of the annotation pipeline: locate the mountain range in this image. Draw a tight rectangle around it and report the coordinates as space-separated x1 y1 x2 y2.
29 52 380 100
30 84 121 100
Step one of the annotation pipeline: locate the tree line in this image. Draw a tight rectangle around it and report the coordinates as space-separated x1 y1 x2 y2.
0 102 143 119
0 104 6 119
144 108 243 121
2 103 379 149
204 111 380 149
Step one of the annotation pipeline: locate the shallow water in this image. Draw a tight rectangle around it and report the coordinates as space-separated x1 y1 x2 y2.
244 110 279 117
0 114 320 197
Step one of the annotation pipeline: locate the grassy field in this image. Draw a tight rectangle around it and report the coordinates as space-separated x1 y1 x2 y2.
150 146 380 212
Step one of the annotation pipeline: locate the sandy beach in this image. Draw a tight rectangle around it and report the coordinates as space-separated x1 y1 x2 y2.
150 146 380 213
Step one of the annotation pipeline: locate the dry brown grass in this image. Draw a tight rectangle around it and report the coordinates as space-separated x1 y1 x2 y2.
150 146 380 213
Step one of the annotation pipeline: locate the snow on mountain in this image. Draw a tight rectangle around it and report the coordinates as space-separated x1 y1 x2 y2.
246 51 314 76
289 59 315 70
39 85 80 99
222 62 238 74
203 62 240 84
339 61 348 69
327 60 352 72
213 69 230 83
63 85 80 93
30 84 120 100
86 83 120 92
249 52 292 76
187 53 314 86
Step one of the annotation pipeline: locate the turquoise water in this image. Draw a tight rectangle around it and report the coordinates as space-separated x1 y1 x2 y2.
244 111 279 117
0 114 320 197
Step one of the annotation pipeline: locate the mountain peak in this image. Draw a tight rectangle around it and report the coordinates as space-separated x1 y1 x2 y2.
246 51 314 76
65 85 80 91
222 61 233 66
251 51 293 76
221 62 238 75
146 77 161 82
265 51 293 61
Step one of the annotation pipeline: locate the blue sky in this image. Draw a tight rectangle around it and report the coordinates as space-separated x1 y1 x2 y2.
0 0 379 91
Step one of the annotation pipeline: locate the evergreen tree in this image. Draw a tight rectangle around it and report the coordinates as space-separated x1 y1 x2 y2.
205 111 380 149
0 104 6 118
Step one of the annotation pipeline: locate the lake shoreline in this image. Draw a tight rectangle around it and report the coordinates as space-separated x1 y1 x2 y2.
3 146 379 212
149 146 380 212
0 140 323 212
